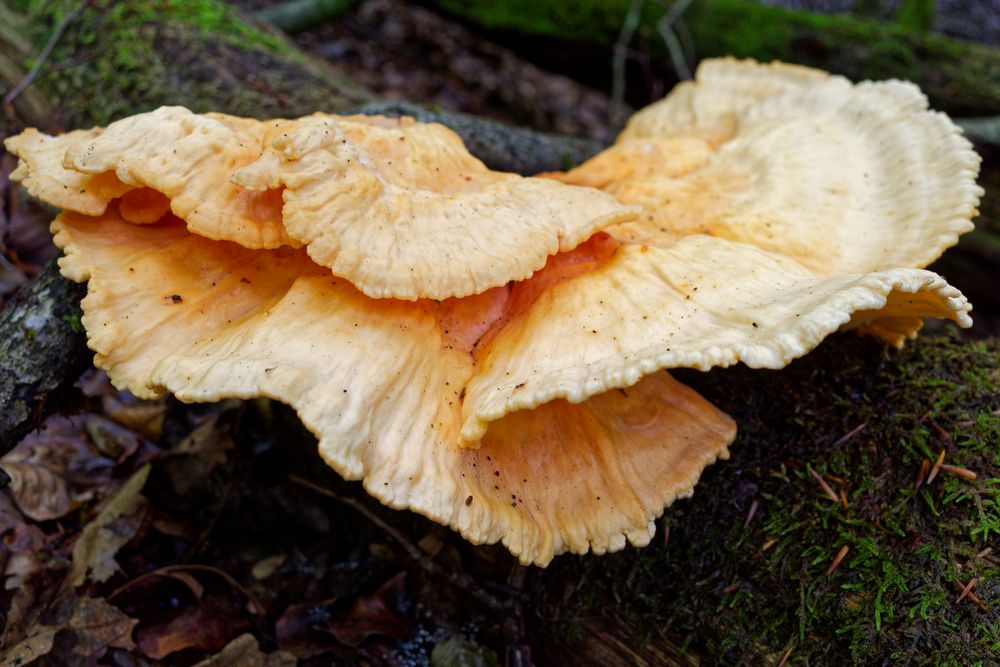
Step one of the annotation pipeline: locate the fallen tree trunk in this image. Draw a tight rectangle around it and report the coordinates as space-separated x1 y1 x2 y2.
427 0 1000 117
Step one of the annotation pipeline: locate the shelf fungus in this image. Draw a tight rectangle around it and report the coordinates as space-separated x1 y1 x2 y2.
5 58 980 566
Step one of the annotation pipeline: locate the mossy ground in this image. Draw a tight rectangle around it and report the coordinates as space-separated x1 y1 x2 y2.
533 331 1000 664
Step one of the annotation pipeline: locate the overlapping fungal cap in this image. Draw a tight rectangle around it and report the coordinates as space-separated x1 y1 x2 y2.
4 61 981 566
549 57 980 344
51 210 735 564
231 114 636 299
6 107 637 300
555 59 983 276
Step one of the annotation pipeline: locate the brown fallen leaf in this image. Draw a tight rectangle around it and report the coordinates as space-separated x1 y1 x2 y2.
276 572 413 658
173 413 235 472
0 495 47 640
101 391 168 441
0 625 58 666
69 464 151 587
136 590 252 660
62 595 139 656
3 415 114 489
0 594 138 666
2 460 74 521
192 633 296 667
84 414 143 462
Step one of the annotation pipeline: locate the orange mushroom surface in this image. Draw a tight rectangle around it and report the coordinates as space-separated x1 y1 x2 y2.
4 60 980 565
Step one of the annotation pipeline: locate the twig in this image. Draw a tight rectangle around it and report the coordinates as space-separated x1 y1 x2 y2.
610 0 644 128
915 458 931 491
289 474 508 612
956 577 978 603
777 642 796 667
655 0 695 81
953 578 988 611
2 2 88 108
743 498 759 528
107 563 266 615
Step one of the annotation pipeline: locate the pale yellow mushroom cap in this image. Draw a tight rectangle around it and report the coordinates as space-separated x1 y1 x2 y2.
553 58 983 278
4 128 133 216
231 114 638 300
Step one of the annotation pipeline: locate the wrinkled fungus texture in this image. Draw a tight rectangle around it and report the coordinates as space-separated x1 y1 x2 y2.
4 58 980 565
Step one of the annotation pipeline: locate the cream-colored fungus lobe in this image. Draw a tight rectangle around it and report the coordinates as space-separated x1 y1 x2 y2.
232 114 639 300
52 210 735 565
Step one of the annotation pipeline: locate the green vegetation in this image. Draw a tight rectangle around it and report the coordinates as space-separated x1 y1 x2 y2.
429 0 1000 115
535 332 1000 663
10 0 369 129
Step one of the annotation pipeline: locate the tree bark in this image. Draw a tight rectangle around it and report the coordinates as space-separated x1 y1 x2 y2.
0 261 88 454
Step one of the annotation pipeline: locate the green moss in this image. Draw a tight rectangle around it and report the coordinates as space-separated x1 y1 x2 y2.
535 333 1000 663
14 0 368 128
430 0 1000 115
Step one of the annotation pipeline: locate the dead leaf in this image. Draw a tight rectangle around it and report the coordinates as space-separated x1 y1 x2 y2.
4 415 113 489
102 392 168 441
136 591 252 660
174 414 234 471
84 415 142 462
0 625 57 666
332 572 412 647
431 635 502 667
0 595 137 666
250 555 285 581
64 596 138 656
276 572 413 657
192 634 296 667
69 464 151 587
1 495 47 639
2 461 74 521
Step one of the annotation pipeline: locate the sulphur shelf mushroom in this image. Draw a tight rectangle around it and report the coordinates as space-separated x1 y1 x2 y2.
5 58 979 566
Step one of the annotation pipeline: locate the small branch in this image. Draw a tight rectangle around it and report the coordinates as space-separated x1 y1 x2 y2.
957 117 1000 145
655 0 695 81
610 0 644 129
2 2 87 108
256 0 361 36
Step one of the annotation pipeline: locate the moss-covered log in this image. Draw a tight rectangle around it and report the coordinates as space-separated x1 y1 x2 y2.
427 0 1000 117
5 0 373 132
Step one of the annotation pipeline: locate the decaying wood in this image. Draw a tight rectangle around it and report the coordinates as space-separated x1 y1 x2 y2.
0 261 88 455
